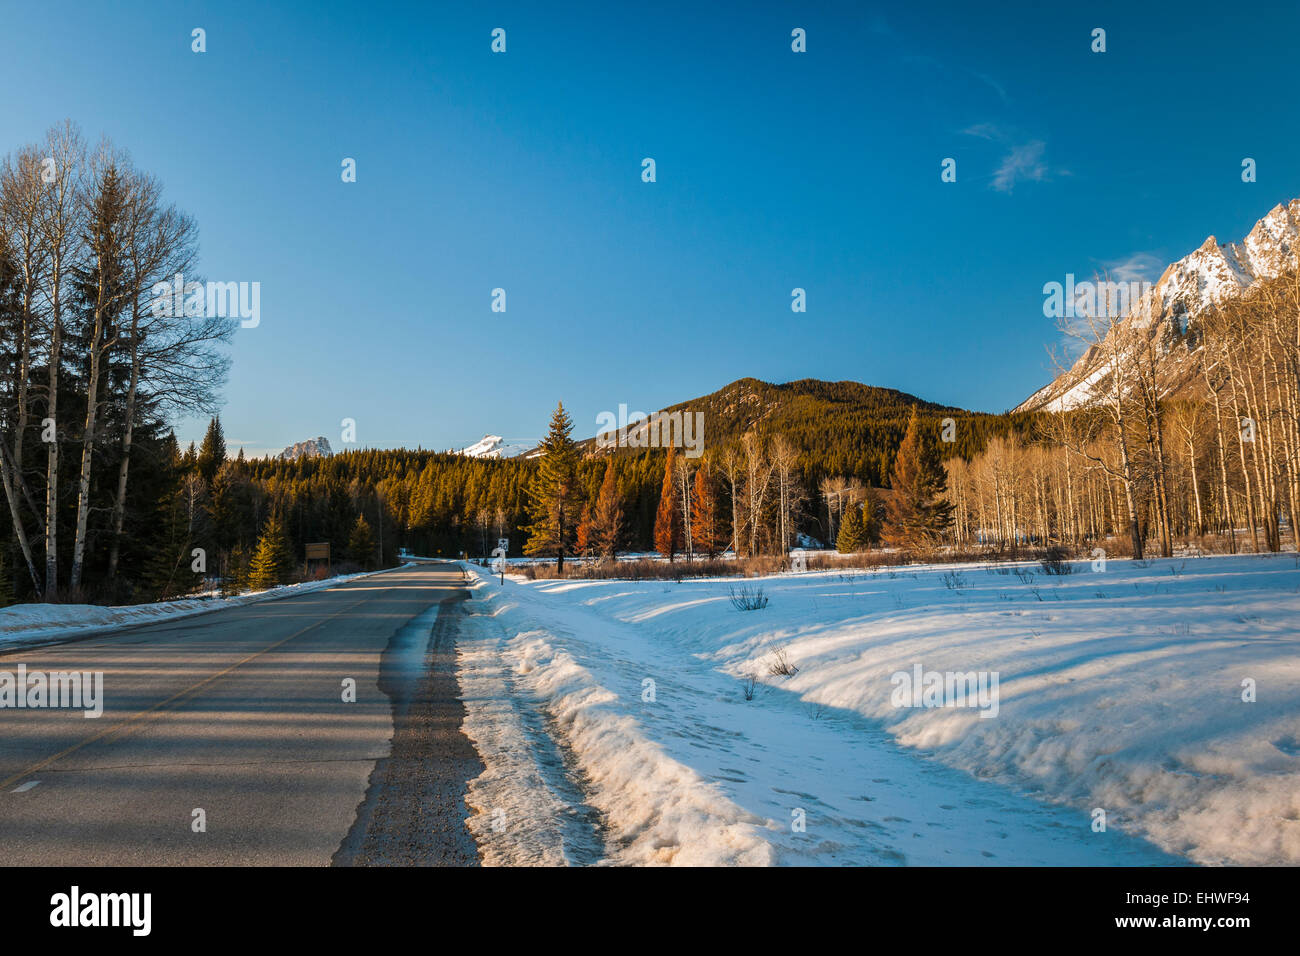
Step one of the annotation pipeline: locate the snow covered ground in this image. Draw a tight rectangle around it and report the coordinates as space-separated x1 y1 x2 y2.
0 568 389 649
456 553 1300 866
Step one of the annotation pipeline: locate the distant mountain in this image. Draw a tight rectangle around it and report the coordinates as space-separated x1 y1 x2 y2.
571 378 966 452
453 435 537 459
654 377 963 439
556 377 1005 485
280 436 333 460
1017 198 1300 412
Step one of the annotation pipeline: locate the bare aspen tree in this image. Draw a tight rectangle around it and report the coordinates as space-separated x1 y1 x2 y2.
742 431 772 556
69 143 131 590
106 172 225 583
1046 271 1145 558
770 434 803 555
819 475 847 545
720 443 745 556
1132 333 1173 556
37 122 86 595
0 148 47 590
673 452 693 557
1170 401 1207 538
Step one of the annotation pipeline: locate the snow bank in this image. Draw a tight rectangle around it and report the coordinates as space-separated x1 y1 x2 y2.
457 603 574 866
459 568 776 866
459 554 1300 866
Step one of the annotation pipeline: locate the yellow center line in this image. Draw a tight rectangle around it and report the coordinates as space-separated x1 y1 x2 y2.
0 596 369 792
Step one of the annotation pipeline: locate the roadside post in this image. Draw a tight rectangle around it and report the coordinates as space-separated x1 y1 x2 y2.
492 538 508 584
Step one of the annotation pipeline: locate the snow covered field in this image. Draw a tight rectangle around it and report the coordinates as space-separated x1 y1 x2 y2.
456 553 1300 866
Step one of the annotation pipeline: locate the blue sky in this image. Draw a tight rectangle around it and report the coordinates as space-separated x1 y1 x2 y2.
3 0 1298 455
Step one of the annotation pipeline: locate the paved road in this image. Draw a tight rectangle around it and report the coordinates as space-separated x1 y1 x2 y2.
0 564 480 866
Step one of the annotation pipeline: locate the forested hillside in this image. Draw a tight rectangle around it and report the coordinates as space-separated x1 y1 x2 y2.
576 376 1025 481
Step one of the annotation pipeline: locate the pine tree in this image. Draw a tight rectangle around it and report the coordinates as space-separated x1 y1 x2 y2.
654 445 682 560
197 416 226 484
884 407 953 547
226 544 250 595
590 459 623 560
143 482 200 601
248 513 294 590
836 502 867 553
523 402 583 573
348 514 375 569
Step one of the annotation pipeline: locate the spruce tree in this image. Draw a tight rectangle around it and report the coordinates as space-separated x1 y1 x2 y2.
144 484 198 601
225 545 250 595
348 514 375 569
836 502 866 554
523 402 582 573
197 416 226 484
248 513 294 590
884 407 953 547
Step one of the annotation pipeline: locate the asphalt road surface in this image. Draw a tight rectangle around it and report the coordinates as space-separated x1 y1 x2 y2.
0 564 482 866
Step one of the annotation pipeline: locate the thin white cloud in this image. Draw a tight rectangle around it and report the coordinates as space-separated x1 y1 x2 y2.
961 122 1002 141
992 140 1048 192
1101 251 1164 285
961 125 1061 192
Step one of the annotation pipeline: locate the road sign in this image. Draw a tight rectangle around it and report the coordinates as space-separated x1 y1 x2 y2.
305 543 331 560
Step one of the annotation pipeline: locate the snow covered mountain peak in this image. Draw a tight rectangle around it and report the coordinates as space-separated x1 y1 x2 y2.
454 435 535 459
279 436 333 460
1018 198 1300 412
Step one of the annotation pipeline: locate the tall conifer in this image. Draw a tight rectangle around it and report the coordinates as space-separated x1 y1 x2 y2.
523 402 582 573
884 407 953 547
248 512 294 590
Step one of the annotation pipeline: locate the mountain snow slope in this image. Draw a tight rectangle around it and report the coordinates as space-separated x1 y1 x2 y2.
455 435 537 459
1018 198 1300 412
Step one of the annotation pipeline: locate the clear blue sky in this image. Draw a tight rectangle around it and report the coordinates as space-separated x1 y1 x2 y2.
3 0 1297 455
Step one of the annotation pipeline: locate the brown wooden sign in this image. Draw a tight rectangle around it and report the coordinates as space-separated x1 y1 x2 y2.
305 542 331 560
